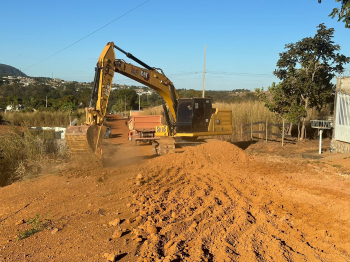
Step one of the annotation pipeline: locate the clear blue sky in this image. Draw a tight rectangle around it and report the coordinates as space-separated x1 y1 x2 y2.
1 0 349 91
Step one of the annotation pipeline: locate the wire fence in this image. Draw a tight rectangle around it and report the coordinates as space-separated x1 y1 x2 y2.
242 119 292 146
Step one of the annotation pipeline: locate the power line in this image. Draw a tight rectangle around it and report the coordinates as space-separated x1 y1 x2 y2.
168 70 275 78
58 69 276 82
23 0 151 71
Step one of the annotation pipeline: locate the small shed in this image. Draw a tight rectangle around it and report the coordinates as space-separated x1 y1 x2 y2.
331 77 350 153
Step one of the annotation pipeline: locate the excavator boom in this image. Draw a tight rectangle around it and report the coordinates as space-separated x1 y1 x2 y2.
114 45 179 123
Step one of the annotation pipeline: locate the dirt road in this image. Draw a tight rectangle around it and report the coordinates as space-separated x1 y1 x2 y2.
0 115 350 261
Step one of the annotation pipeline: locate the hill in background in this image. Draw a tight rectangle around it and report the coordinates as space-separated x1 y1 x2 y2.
0 64 27 77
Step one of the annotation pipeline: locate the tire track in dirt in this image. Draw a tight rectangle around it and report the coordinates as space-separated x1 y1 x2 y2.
130 141 350 261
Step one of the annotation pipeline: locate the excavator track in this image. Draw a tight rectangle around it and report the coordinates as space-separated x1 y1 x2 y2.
152 137 176 155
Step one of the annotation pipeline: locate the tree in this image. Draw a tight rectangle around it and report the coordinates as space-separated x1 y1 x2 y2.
256 82 306 137
319 0 350 28
110 89 138 113
60 102 76 126
80 88 92 107
256 83 292 118
272 24 349 139
147 92 162 106
7 94 19 108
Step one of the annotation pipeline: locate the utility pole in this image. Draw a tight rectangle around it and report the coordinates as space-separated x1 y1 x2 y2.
202 44 206 98
138 94 141 111
124 95 126 116
46 96 47 108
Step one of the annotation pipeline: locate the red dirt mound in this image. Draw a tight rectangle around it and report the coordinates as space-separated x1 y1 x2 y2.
154 140 251 167
130 141 350 261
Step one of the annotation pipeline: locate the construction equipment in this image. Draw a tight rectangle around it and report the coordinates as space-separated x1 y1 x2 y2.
128 114 163 146
65 42 232 158
65 42 115 160
113 44 232 155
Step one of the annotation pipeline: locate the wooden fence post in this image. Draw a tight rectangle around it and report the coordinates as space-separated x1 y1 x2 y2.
282 119 285 146
241 124 243 140
250 116 253 141
266 119 268 143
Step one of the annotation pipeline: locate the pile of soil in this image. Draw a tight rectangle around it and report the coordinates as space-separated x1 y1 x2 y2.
130 141 350 261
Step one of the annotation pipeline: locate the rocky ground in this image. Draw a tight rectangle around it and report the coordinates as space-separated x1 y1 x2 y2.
0 115 350 262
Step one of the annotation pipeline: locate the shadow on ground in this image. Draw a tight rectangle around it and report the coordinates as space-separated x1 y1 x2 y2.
231 140 258 150
103 155 157 167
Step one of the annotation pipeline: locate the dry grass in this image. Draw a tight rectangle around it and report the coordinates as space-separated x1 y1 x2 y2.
213 101 277 141
0 110 85 127
138 106 163 116
0 127 68 187
0 110 86 187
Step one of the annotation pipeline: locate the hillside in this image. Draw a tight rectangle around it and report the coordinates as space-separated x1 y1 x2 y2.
0 64 26 77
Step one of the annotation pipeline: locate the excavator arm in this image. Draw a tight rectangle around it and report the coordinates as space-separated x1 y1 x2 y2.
65 42 116 160
86 42 115 125
113 45 179 122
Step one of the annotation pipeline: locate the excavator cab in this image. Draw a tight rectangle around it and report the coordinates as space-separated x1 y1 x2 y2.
176 98 214 133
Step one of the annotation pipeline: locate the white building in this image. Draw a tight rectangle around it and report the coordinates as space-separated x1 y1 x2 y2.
5 104 24 112
331 77 350 153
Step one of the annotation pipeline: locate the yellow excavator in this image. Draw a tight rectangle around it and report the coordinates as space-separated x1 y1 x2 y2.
65 42 232 158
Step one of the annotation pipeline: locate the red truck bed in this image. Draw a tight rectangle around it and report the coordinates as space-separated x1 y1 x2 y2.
128 115 163 132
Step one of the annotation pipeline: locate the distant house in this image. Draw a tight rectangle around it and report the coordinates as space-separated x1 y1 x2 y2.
136 89 154 96
5 104 24 112
331 77 350 153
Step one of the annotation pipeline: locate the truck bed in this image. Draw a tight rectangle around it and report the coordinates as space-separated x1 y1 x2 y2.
128 115 163 132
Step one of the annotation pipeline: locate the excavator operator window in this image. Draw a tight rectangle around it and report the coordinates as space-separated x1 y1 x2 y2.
192 98 212 132
177 98 213 133
177 99 193 133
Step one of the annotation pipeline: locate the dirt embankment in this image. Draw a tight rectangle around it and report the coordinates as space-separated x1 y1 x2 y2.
0 115 350 262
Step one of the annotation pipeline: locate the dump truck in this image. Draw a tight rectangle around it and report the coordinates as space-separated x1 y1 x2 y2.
128 114 162 146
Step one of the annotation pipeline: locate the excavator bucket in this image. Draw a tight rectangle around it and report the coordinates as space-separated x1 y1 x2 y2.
65 125 106 161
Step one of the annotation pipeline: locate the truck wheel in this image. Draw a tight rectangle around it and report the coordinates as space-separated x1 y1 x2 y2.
131 136 137 146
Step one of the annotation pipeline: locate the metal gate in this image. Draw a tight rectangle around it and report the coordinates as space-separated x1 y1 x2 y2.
335 93 350 143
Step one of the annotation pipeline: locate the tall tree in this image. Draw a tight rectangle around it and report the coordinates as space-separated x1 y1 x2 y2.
319 0 350 28
272 24 349 139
